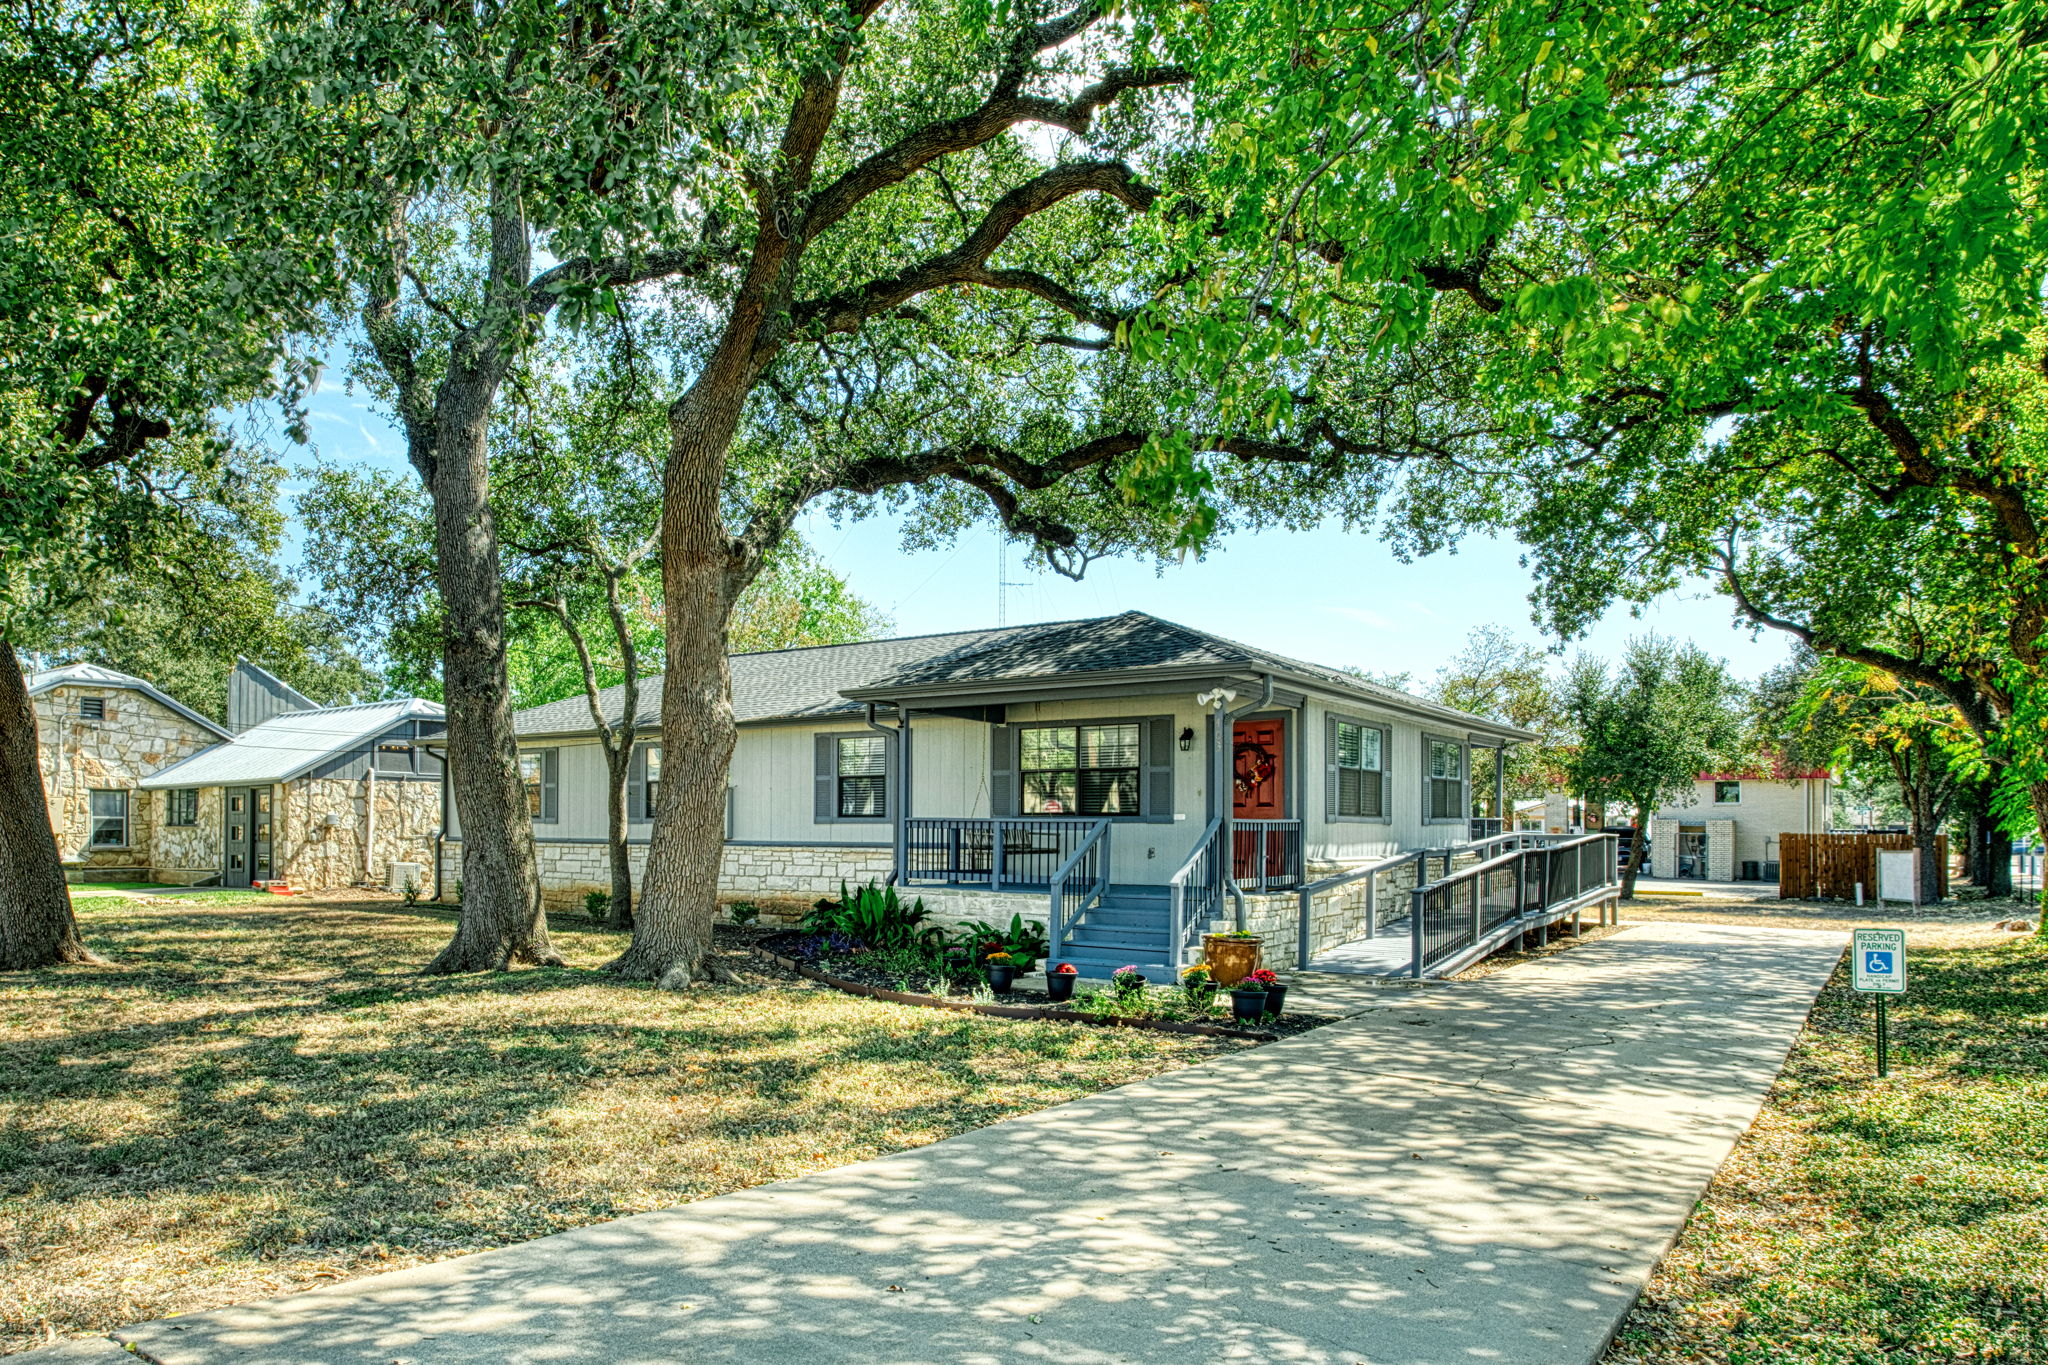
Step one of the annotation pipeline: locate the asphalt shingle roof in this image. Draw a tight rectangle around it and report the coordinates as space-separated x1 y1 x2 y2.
512 612 1535 740
511 627 1026 737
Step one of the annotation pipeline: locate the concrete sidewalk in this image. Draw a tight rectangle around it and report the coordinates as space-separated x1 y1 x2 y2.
109 922 1844 1365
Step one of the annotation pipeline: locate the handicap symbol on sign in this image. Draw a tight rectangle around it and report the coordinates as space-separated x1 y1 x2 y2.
1864 951 1894 975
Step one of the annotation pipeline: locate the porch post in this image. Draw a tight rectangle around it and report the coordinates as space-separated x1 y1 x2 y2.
1494 742 1510 829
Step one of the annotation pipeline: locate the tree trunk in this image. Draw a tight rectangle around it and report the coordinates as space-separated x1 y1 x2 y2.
2030 781 2048 935
1617 813 1649 900
421 366 560 974
1984 820 2014 899
0 638 105 969
610 381 753 985
605 742 635 930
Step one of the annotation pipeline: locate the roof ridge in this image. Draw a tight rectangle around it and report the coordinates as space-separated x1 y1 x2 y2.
726 613 1112 661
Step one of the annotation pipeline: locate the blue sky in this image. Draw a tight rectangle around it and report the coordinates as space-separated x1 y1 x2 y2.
288 378 1794 687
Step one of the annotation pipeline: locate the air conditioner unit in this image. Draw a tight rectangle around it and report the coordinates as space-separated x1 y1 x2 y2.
387 861 423 893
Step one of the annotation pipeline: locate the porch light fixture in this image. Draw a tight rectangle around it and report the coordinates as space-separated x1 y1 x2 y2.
1178 726 1196 752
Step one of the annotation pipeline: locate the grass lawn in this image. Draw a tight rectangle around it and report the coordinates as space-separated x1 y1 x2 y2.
0 899 1245 1356
1608 925 2048 1364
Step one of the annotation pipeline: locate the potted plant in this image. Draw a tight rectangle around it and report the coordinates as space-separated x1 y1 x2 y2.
1201 930 1262 986
984 951 1018 993
1111 965 1147 998
1246 967 1285 1016
1046 962 1078 1002
1228 979 1271 1022
1178 963 1217 1009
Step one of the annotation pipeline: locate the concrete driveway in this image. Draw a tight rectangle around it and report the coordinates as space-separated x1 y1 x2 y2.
101 921 1844 1365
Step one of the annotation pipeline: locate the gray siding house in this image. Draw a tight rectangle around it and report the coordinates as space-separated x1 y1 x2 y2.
454 612 1536 974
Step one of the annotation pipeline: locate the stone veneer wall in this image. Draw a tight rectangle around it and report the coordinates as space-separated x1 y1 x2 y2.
450 839 900 915
146 787 224 885
276 776 441 892
33 682 222 877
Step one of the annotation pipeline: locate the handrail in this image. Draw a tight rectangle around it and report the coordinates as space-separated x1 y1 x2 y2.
1167 815 1224 973
1047 818 1111 955
1408 831 1619 978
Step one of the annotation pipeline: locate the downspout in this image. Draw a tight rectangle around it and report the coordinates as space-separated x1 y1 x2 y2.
364 764 377 884
1221 674 1275 928
865 703 909 885
422 742 449 901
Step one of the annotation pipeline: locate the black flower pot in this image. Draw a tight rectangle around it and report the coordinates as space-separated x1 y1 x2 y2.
1230 988 1270 1022
987 965 1017 993
1046 972 1076 1002
1264 983 1288 1016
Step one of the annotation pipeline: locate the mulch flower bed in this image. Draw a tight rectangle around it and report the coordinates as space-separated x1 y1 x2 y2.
744 928 1330 1040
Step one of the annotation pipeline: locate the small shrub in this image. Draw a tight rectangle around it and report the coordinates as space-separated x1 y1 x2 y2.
802 880 929 949
400 876 421 907
453 877 465 905
1112 965 1147 997
584 890 611 921
728 901 761 926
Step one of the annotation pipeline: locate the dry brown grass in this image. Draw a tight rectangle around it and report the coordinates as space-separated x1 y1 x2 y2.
1 897 1243 1355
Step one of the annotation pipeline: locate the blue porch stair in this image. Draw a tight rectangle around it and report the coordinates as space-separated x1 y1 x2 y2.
1052 885 1178 979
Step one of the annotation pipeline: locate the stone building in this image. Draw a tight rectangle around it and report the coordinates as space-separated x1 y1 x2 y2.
27 659 444 892
27 663 236 882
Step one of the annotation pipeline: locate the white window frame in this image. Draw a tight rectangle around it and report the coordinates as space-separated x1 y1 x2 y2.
89 789 129 847
835 734 889 819
1712 780 1742 805
1327 714 1391 823
1422 734 1469 825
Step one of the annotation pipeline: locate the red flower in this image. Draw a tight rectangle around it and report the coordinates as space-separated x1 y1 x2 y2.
1245 968 1279 987
1053 962 1078 974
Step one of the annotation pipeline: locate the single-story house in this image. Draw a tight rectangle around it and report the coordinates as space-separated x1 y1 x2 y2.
28 659 445 891
1648 767 1832 882
460 611 1537 973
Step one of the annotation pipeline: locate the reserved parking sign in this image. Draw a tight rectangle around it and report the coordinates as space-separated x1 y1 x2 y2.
1853 927 1907 994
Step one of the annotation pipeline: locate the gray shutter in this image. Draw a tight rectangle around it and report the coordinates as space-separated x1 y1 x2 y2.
1143 716 1173 819
725 785 735 839
541 750 559 822
815 734 837 822
628 745 647 823
988 724 1013 817
1325 714 1340 820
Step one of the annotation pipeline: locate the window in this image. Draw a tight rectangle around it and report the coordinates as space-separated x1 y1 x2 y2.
78 696 105 720
1426 737 1466 821
1020 723 1140 816
89 789 128 847
165 789 199 826
519 750 558 822
375 742 414 774
1330 718 1387 819
642 744 662 819
1713 780 1742 804
836 735 888 818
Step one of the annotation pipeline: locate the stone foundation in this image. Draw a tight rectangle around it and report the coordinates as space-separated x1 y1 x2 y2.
448 839 900 914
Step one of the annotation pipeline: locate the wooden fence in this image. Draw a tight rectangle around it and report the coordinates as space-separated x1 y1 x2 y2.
1779 833 1949 900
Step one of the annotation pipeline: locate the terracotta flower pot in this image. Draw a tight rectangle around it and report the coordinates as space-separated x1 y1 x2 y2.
1202 934 1262 986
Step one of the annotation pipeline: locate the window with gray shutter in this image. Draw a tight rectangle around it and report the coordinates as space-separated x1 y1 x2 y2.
519 749 559 822
1327 716 1387 820
816 732 892 821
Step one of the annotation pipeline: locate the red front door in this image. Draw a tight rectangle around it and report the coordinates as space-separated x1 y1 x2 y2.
1233 718 1287 879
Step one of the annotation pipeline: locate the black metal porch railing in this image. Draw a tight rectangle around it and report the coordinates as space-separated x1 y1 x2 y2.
1232 818 1304 891
902 816 1108 891
1410 832 1619 978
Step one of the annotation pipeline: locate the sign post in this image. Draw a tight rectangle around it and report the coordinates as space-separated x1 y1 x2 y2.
1851 927 1907 1076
